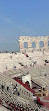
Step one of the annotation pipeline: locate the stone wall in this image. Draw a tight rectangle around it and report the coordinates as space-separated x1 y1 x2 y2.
18 36 49 52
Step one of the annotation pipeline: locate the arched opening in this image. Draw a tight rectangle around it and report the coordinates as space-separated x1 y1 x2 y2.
24 42 28 48
39 41 44 48
25 81 30 88
48 41 49 46
32 42 36 48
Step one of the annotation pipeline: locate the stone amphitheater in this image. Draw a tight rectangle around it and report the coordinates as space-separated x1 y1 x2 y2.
0 36 49 111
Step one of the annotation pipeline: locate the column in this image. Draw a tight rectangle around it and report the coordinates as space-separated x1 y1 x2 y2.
19 41 24 49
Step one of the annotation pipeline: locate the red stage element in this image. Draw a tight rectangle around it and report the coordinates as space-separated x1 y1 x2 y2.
14 77 35 94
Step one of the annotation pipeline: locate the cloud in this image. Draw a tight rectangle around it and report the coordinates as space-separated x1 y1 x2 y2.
5 18 17 27
5 18 11 23
0 16 37 36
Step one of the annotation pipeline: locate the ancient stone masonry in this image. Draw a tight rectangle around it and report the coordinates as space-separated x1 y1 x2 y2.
18 36 49 52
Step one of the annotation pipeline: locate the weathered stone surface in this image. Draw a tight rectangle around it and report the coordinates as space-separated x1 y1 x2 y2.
18 36 49 52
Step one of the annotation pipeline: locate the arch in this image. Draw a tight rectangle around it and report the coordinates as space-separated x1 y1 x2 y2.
25 81 30 88
22 74 32 88
48 41 49 46
39 41 44 48
32 42 36 48
24 42 28 48
26 81 29 84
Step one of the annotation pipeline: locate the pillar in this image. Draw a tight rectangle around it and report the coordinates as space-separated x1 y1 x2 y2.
19 41 24 49
28 41 32 48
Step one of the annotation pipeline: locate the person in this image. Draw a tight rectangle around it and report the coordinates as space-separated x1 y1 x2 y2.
1 84 4 91
17 92 20 96
6 65 7 69
7 86 9 91
13 84 18 92
12 90 14 94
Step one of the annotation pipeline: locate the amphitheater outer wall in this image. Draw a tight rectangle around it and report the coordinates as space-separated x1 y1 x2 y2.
18 36 49 53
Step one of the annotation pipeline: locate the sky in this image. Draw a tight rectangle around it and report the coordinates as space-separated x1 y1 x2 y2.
0 0 49 52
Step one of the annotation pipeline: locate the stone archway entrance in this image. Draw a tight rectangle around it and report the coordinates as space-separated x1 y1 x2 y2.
22 74 32 88
25 81 30 88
